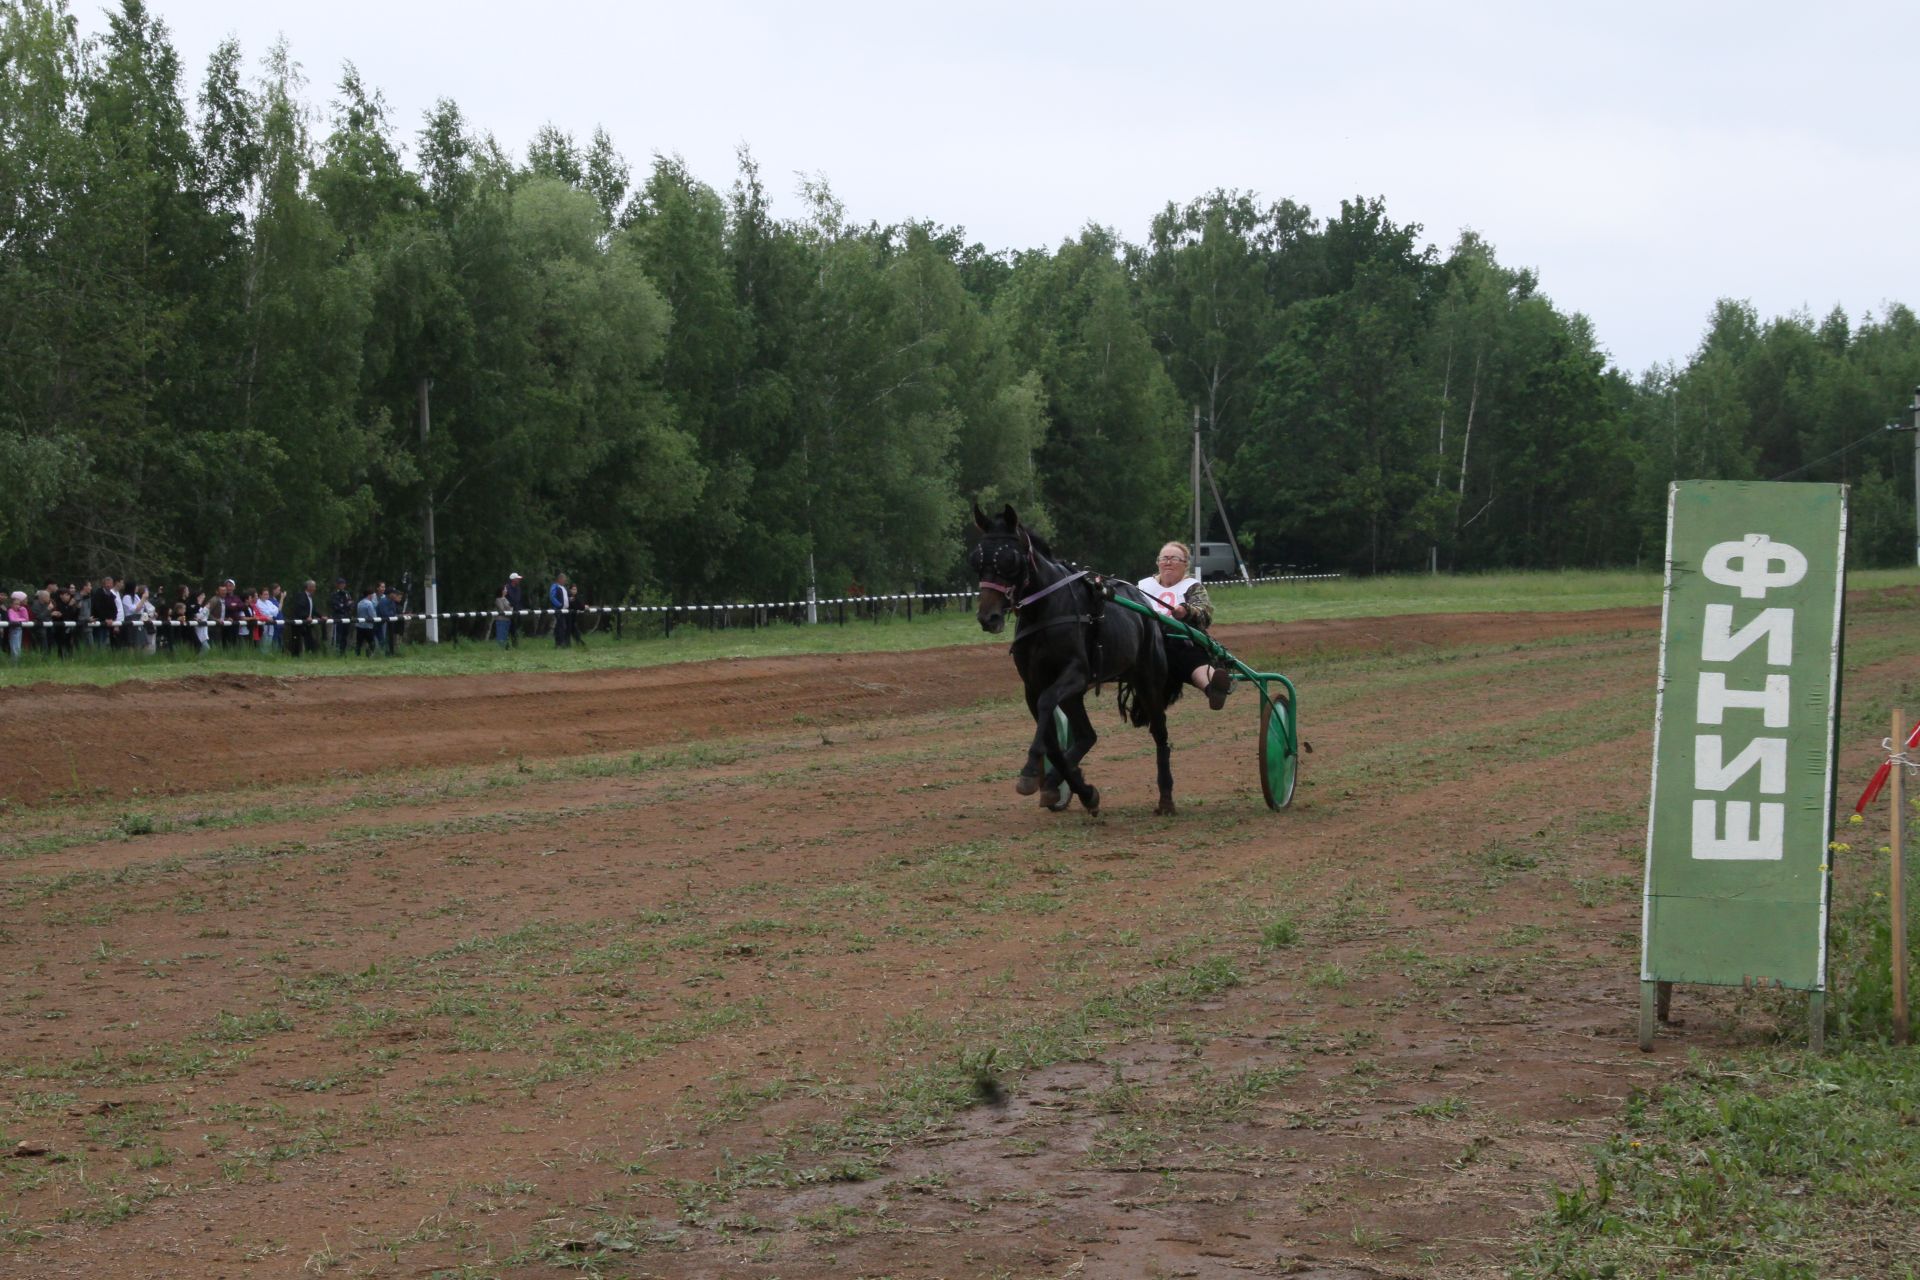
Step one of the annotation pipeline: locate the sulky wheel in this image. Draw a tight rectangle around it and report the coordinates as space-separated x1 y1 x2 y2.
1258 684 1298 811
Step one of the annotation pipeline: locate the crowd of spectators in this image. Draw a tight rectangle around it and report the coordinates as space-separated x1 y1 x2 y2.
4 576 418 662
4 572 598 663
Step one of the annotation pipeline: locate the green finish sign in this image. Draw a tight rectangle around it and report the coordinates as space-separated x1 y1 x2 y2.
1641 481 1847 1008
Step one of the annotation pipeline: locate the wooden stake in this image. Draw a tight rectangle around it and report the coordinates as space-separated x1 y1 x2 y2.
1893 708 1910 1048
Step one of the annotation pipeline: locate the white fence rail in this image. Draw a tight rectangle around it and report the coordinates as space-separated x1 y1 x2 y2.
5 572 1341 642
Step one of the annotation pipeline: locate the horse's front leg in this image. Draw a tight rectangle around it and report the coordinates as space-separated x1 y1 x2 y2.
1150 709 1175 816
1037 668 1099 815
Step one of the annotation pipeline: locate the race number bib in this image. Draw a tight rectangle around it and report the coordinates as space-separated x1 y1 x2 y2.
1136 575 1197 618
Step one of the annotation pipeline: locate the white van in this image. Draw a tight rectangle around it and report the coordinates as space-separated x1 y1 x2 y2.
1193 541 1245 580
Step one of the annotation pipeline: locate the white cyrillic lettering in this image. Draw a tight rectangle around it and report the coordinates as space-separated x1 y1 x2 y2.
1701 533 1807 599
1696 672 1789 727
1691 799 1784 860
1700 604 1794 666
1693 735 1787 794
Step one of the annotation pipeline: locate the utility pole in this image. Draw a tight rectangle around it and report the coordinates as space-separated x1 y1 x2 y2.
420 377 440 642
1888 385 1920 569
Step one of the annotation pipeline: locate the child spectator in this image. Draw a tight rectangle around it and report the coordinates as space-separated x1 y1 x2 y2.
7 591 29 660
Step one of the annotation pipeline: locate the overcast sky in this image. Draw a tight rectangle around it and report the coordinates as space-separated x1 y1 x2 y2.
73 0 1920 376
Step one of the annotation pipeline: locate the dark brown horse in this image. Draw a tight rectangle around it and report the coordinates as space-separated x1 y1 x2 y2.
969 503 1182 815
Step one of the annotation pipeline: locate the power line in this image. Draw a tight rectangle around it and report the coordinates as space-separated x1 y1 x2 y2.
1766 430 1887 482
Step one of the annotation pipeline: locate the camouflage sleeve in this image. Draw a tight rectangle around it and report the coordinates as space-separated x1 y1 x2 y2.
1183 582 1215 631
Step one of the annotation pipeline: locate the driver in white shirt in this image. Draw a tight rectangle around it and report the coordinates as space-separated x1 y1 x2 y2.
1136 541 1231 710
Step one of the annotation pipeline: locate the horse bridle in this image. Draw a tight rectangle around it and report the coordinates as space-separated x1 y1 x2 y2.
971 529 1038 605
972 530 1094 612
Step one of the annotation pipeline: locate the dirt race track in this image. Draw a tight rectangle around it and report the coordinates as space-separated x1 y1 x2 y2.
0 597 1912 1279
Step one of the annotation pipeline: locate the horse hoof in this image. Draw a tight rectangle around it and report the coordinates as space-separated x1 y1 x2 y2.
1082 786 1101 816
1153 798 1176 817
1040 786 1063 810
1015 774 1039 796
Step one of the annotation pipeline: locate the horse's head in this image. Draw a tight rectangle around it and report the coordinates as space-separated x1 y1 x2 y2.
969 501 1029 634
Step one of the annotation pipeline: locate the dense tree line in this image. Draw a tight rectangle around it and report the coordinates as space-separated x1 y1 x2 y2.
4 1 1915 609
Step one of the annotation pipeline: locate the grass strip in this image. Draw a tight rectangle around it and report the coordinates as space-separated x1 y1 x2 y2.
1517 1046 1920 1280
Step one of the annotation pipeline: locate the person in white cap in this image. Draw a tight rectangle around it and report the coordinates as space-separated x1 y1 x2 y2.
503 573 524 648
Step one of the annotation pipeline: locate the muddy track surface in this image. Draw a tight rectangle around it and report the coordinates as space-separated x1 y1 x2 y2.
0 600 1908 1280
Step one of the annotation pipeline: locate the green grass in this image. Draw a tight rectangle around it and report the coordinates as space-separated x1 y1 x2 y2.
1518 1048 1920 1280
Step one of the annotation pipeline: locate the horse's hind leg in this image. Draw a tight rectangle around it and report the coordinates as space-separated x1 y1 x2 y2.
1063 697 1098 772
1150 711 1175 816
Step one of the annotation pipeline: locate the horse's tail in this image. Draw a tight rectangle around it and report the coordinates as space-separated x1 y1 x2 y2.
1115 610 1168 727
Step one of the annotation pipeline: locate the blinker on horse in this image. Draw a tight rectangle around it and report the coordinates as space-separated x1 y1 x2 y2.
968 502 1187 816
